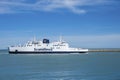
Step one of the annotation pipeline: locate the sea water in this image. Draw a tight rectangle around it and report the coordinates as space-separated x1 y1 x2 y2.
0 50 120 80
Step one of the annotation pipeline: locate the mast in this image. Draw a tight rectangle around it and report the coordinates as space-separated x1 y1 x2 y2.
33 36 36 42
59 36 62 42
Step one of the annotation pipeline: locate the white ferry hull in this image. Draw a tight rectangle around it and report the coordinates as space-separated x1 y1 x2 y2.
8 48 88 54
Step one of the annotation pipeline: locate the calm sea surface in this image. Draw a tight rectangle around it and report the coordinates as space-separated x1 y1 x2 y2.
0 50 120 80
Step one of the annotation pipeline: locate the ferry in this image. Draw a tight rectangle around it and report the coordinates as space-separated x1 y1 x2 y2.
8 37 88 54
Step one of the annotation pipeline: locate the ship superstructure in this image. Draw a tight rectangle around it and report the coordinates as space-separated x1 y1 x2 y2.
8 37 88 54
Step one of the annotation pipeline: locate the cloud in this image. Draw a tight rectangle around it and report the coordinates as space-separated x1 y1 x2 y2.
0 0 114 14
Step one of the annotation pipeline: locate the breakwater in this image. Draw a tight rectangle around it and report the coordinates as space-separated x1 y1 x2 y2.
89 48 120 52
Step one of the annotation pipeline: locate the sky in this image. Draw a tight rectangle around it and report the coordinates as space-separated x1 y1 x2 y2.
0 0 120 49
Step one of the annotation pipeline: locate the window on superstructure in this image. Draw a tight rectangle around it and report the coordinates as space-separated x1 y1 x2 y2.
32 42 39 44
56 47 60 49
60 45 65 46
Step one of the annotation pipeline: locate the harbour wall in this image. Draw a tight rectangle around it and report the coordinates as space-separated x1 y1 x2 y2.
89 48 120 52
